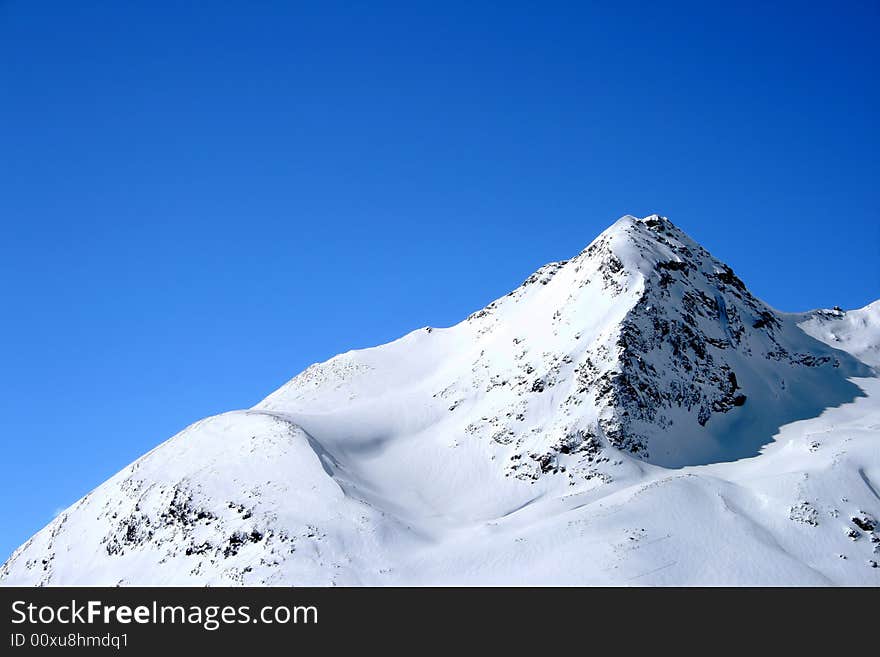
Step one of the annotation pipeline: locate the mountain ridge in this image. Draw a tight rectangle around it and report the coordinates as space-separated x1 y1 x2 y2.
3 214 879 585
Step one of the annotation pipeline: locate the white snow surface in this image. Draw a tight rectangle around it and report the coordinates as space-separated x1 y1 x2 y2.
798 301 880 368
3 215 879 586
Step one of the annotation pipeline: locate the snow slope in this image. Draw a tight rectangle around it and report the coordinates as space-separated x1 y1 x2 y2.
798 301 880 368
3 215 879 586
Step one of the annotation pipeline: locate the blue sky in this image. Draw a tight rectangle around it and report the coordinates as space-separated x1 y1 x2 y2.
1 1 877 559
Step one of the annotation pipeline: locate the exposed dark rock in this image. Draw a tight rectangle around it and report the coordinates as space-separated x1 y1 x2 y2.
852 514 876 532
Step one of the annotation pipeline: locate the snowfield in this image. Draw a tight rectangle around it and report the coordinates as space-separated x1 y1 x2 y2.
3 215 878 586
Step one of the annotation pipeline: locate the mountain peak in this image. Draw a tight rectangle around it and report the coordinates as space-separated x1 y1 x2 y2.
576 213 705 280
444 213 870 467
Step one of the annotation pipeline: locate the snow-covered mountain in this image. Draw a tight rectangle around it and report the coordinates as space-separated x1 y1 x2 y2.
3 215 879 586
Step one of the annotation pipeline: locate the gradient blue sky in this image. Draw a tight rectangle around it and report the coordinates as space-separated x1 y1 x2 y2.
1 1 878 559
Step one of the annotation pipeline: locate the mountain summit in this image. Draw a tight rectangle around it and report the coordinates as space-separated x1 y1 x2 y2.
3 215 879 586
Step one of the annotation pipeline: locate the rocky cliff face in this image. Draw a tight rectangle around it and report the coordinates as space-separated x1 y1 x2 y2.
561 216 868 466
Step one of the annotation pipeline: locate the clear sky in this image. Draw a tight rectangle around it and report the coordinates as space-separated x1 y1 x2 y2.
1 1 878 560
